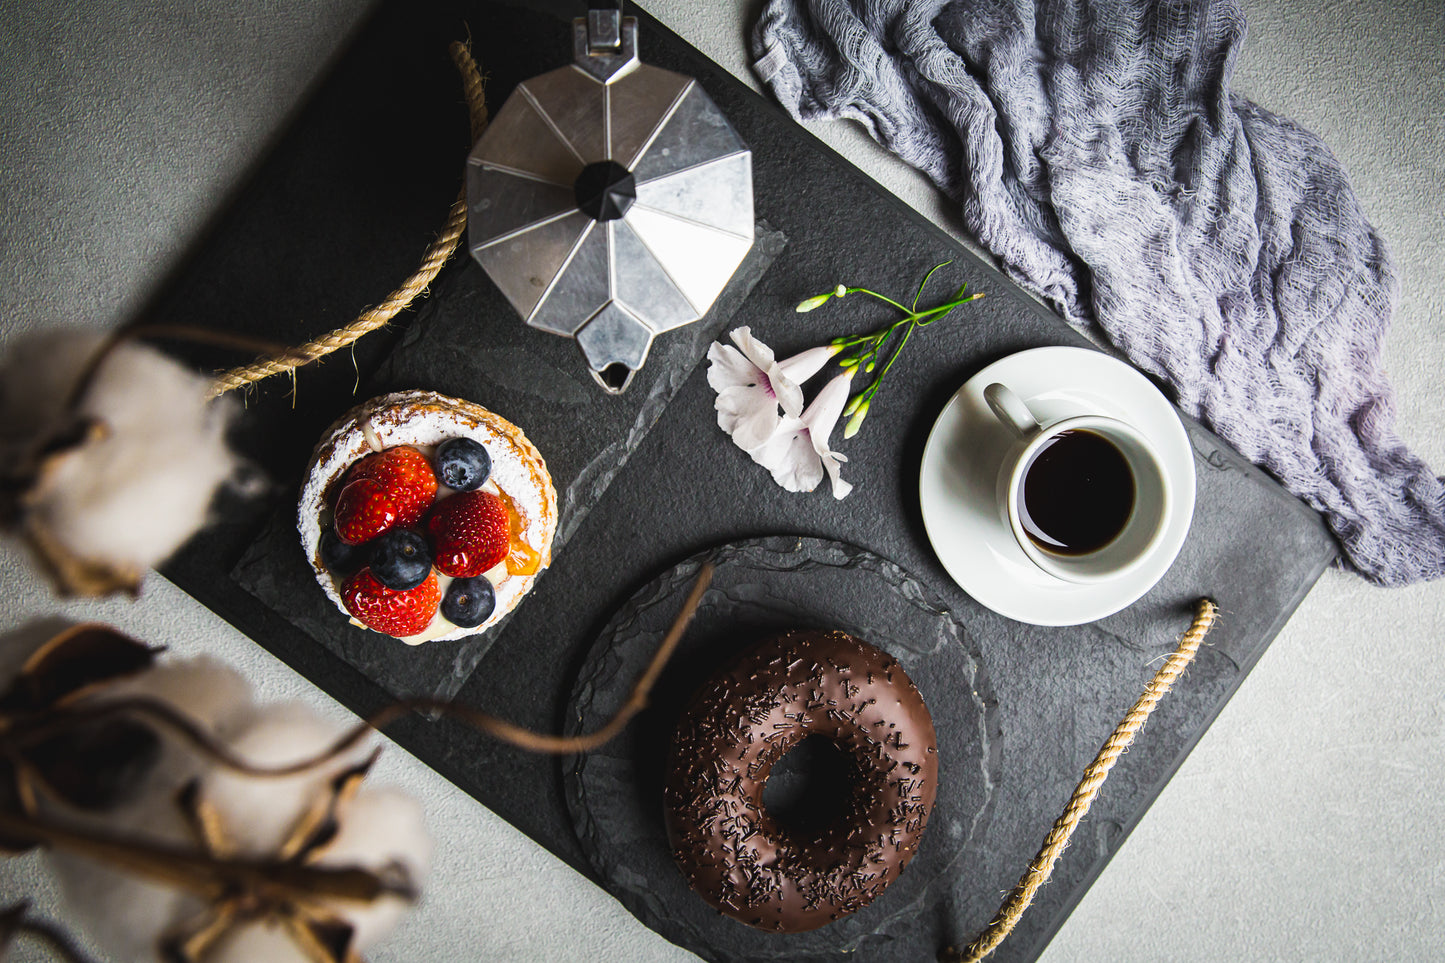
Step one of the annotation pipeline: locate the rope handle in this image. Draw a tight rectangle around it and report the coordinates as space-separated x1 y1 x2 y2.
940 598 1221 963
206 39 488 399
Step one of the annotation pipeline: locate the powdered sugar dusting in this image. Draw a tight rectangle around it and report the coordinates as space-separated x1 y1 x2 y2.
297 391 557 643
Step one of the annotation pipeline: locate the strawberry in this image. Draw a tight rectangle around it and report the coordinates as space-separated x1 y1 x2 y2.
341 568 440 637
426 490 510 578
344 446 437 528
335 474 426 545
334 478 399 544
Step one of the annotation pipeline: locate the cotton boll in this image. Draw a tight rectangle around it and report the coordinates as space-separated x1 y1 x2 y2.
205 921 316 963
193 706 429 957
93 657 259 815
315 786 433 950
48 763 204 963
42 658 422 963
46 343 238 567
57 343 238 565
0 328 247 595
194 706 428 953
200 702 377 858
46 659 256 961
104 655 255 746
0 329 105 453
47 856 202 963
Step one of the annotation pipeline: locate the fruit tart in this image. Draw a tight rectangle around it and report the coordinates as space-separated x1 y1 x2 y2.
298 390 557 644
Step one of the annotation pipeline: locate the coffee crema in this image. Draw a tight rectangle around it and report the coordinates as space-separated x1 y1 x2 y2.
1017 429 1135 556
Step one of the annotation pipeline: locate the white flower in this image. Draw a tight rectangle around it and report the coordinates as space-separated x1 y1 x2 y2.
707 327 803 451
749 369 855 499
707 328 844 454
707 328 853 498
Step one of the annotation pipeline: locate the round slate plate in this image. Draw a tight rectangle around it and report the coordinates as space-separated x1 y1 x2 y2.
563 536 1000 961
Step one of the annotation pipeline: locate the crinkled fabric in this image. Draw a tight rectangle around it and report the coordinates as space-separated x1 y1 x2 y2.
752 0 1444 585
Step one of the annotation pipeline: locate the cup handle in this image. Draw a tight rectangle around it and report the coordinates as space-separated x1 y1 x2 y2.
983 383 1039 439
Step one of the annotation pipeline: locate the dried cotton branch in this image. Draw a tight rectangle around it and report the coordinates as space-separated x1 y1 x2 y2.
0 632 427 963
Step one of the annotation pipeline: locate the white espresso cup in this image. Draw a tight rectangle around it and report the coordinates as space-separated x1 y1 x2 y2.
983 382 1172 583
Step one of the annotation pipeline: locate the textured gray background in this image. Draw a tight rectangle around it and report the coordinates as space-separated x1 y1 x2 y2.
1 1 1441 961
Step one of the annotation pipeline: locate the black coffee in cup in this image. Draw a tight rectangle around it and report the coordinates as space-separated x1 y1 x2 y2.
1017 429 1135 555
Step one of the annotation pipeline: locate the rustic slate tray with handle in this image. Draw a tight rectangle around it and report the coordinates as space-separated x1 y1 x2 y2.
151 1 1338 960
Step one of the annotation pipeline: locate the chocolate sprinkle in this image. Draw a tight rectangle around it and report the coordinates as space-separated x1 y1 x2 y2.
662 630 939 934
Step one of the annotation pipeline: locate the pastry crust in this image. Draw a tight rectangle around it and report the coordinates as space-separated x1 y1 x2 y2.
297 390 557 643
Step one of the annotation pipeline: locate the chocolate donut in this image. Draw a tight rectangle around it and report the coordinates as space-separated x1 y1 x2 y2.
662 629 938 933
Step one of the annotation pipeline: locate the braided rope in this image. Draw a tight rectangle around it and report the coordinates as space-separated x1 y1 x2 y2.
207 40 488 398
940 598 1221 963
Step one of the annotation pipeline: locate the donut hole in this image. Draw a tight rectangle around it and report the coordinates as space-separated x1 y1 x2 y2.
761 735 859 838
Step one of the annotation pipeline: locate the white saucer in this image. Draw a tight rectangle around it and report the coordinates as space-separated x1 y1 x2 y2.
919 346 1196 626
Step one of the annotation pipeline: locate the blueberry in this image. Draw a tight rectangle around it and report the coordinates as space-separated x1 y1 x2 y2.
368 529 433 590
441 575 495 628
436 437 491 491
320 528 367 575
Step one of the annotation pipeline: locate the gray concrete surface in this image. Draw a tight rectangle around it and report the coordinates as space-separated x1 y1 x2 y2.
1 1 1441 960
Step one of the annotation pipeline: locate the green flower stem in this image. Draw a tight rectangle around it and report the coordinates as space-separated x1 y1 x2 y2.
912 260 952 311
875 320 916 386
915 293 983 322
842 287 911 313
797 262 986 438
830 293 982 348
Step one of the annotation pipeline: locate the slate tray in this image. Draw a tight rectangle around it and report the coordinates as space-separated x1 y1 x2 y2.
564 537 999 962
142 1 1342 961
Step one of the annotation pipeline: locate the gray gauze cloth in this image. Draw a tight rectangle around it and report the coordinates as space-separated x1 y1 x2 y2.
752 0 1444 585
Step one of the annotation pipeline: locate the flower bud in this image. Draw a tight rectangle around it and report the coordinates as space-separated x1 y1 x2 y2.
777 344 842 383
843 401 871 439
